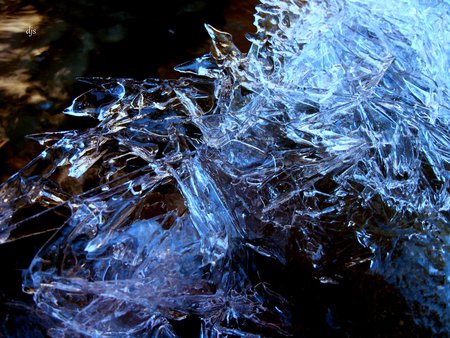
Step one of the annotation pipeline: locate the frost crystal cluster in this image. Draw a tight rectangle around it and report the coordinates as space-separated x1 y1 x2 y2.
1 0 449 336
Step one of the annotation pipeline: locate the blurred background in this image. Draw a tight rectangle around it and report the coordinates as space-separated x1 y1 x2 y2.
0 0 257 182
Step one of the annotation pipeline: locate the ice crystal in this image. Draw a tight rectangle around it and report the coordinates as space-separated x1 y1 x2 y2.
0 0 449 336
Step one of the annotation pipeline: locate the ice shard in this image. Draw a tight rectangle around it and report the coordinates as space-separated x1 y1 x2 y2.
0 0 449 336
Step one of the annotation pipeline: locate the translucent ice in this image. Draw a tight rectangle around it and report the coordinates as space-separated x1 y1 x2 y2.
1 0 449 336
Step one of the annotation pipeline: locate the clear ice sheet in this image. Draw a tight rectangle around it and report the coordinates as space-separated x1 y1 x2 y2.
0 0 449 336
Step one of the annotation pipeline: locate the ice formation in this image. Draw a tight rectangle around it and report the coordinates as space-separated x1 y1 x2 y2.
0 0 449 336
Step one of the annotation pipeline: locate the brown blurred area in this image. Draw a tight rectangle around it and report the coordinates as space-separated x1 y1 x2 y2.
0 0 258 182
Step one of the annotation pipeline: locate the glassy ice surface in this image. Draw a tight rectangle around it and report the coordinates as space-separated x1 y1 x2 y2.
1 0 449 336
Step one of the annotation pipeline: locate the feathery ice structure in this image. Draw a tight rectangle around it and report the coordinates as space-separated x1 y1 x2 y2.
0 0 449 335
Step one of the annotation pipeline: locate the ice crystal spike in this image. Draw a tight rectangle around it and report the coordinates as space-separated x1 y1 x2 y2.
204 24 242 60
1 0 450 336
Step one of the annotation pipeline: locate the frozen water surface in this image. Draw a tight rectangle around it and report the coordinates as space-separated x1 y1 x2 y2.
0 0 449 336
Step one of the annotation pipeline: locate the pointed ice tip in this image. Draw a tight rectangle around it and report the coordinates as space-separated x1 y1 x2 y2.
63 106 86 117
204 24 232 41
203 23 241 59
174 55 220 78
204 23 216 37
